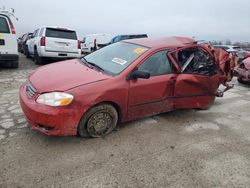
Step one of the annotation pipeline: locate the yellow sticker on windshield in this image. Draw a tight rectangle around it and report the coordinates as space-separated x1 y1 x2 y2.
133 48 146 54
0 33 3 39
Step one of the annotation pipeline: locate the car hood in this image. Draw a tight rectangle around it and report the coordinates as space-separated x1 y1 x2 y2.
29 59 111 93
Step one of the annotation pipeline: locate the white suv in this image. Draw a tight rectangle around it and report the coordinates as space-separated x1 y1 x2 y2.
0 13 19 68
81 34 112 54
27 26 81 65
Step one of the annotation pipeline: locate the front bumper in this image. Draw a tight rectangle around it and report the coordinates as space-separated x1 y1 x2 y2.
38 47 81 58
0 54 19 62
19 83 82 136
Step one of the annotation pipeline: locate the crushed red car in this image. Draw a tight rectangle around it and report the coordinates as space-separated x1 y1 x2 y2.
19 37 235 137
243 51 250 59
236 57 250 84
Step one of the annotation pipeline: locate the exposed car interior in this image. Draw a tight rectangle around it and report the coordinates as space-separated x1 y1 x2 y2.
177 47 218 76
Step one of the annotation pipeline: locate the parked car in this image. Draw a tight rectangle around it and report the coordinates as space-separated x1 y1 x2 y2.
236 57 250 84
17 36 23 52
213 45 247 62
0 13 19 68
110 34 148 44
81 34 112 54
243 51 250 59
18 32 32 54
26 26 81 65
20 37 234 138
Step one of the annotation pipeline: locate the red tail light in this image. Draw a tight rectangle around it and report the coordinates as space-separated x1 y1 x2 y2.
9 20 16 34
40 37 46 46
77 40 81 49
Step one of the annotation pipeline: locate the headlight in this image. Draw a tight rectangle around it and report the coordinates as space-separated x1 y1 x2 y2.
36 92 74 107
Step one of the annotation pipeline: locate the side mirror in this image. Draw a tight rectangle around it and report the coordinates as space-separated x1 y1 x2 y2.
127 70 150 80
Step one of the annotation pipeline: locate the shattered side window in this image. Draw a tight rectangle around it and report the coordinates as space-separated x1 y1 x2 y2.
178 48 217 76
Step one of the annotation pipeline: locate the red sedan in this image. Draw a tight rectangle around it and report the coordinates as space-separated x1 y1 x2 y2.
19 37 234 137
237 57 250 84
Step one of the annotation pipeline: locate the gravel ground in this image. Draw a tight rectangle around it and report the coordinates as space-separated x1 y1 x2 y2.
0 54 250 188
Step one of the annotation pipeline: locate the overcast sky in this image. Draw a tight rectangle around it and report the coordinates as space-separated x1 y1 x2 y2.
1 0 250 42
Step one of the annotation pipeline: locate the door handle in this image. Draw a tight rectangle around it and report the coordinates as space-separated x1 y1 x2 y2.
170 77 177 80
169 77 177 83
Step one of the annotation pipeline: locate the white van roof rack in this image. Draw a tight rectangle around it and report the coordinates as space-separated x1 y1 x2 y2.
0 7 18 21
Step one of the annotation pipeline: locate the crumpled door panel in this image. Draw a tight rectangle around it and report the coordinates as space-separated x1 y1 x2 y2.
168 44 236 101
173 74 218 109
214 48 238 83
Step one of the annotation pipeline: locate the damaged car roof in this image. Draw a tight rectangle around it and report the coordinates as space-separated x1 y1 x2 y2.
124 36 195 48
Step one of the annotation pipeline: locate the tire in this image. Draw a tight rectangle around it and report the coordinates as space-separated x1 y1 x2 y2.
237 76 245 84
25 45 31 58
34 48 43 65
78 103 118 138
10 60 19 69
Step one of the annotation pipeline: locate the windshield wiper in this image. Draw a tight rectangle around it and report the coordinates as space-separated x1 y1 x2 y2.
87 61 105 72
81 57 93 69
81 57 105 72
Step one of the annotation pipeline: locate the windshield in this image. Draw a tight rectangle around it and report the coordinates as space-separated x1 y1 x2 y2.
45 28 77 40
83 42 149 75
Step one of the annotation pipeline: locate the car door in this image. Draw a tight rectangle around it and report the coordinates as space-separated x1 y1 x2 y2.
168 45 220 109
128 50 177 120
84 36 92 52
28 29 38 55
0 15 17 55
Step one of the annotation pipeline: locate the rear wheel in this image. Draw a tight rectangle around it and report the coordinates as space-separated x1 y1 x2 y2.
25 45 31 58
78 104 118 138
34 48 43 65
237 76 245 84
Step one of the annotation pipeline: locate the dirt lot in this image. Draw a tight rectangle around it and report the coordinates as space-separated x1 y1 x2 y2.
0 54 250 188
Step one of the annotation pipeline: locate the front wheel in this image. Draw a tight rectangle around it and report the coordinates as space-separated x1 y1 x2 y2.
237 76 245 84
25 45 31 58
78 104 118 138
34 49 43 65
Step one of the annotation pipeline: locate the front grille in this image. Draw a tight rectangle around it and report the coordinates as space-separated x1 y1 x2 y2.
26 81 37 97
